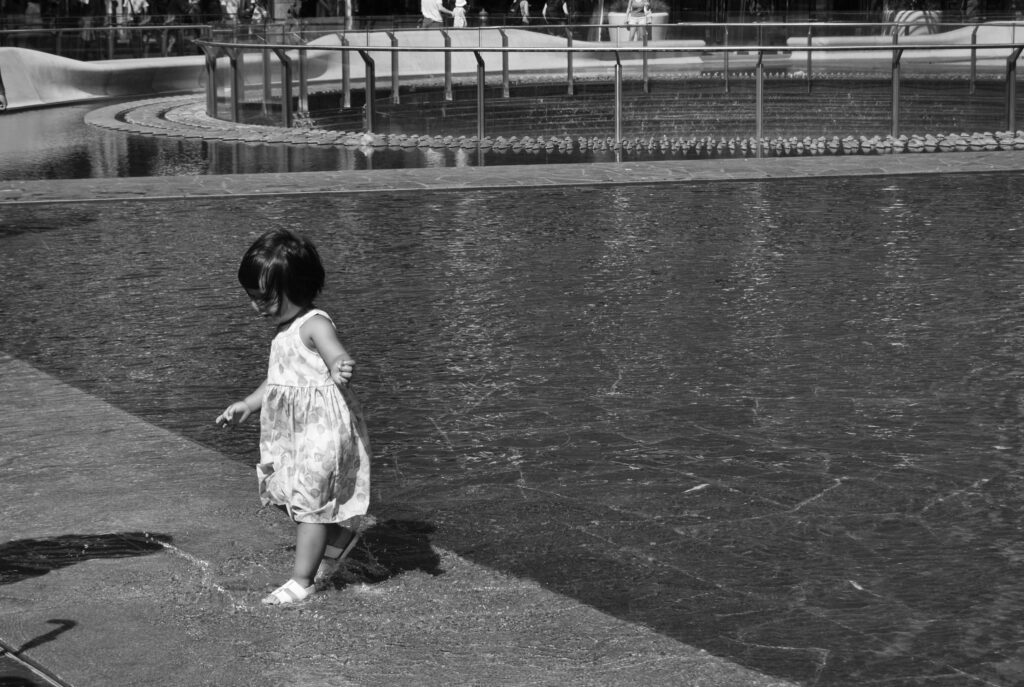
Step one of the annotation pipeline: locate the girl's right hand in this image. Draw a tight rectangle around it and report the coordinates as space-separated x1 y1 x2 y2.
216 401 252 428
331 359 356 386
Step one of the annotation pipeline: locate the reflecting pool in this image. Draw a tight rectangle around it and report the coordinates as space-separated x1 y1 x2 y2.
2 172 1024 685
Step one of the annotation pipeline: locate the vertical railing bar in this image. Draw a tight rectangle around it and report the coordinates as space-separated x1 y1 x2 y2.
642 29 649 93
756 49 763 158
474 50 486 141
891 34 902 138
204 47 218 119
806 24 813 94
341 35 351 109
272 47 293 128
387 31 400 104
358 49 376 132
500 28 510 98
566 27 574 96
723 26 730 93
970 24 979 94
1007 46 1023 130
262 47 272 114
298 46 308 114
230 47 243 122
443 30 453 101
614 51 622 144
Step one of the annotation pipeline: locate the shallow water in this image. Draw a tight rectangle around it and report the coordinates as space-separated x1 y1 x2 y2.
3 174 1024 685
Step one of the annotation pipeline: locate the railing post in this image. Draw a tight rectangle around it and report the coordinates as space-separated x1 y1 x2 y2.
1007 46 1024 131
387 31 400 104
271 47 293 128
474 50 486 141
341 34 351 109
262 48 272 115
806 24 813 93
500 28 510 98
298 47 309 114
756 49 764 158
723 26 730 93
443 30 453 101
229 47 243 122
358 49 376 132
614 51 622 144
203 47 218 119
970 24 979 94
107 24 115 59
891 34 902 138
566 27 574 96
642 28 649 93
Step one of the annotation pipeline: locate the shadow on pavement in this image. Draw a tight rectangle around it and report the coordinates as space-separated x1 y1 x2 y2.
319 519 443 588
0 532 171 585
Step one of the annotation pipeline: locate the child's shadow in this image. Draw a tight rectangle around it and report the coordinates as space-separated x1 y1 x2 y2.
0 532 171 585
321 519 443 588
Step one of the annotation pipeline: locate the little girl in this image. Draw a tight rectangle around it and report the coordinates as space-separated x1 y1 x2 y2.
216 229 371 606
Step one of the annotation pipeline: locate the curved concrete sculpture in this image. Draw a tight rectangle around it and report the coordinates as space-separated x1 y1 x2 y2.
1 28 704 112
0 46 206 111
786 20 1024 63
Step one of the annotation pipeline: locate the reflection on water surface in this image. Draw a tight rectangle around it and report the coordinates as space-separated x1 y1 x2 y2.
2 174 1024 685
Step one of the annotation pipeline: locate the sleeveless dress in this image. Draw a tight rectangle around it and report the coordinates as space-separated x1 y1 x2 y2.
256 309 371 525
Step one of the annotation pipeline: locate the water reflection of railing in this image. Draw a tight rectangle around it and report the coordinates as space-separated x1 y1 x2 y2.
196 27 1024 152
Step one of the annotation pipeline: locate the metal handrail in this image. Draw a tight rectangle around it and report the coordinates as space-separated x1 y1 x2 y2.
195 35 1024 155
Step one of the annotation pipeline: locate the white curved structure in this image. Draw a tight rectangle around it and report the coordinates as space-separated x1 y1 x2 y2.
787 20 1024 63
0 46 206 111
0 29 705 112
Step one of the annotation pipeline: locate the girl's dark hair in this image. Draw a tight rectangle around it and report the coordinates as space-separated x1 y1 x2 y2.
237 229 325 308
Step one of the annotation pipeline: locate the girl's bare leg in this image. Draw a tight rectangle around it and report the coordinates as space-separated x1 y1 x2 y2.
325 523 357 551
293 522 329 588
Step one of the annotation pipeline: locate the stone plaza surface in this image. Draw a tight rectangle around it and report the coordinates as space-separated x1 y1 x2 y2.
0 353 794 686
4 133 1024 686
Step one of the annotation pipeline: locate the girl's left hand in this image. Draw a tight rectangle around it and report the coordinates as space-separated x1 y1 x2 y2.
331 359 355 386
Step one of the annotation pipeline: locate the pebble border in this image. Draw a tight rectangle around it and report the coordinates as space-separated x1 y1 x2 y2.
85 94 1024 157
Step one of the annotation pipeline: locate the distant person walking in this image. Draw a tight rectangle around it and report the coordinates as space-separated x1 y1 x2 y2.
542 0 568 32
216 229 370 606
452 0 467 26
0 66 6 111
511 0 530 23
420 0 451 27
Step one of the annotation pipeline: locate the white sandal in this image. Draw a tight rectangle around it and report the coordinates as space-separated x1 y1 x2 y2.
262 578 315 606
314 532 360 587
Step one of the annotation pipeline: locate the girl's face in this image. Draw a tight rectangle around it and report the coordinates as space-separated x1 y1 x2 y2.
245 288 277 319
245 288 303 326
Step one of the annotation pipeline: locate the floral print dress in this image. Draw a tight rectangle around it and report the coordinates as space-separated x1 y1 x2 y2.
257 309 371 525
